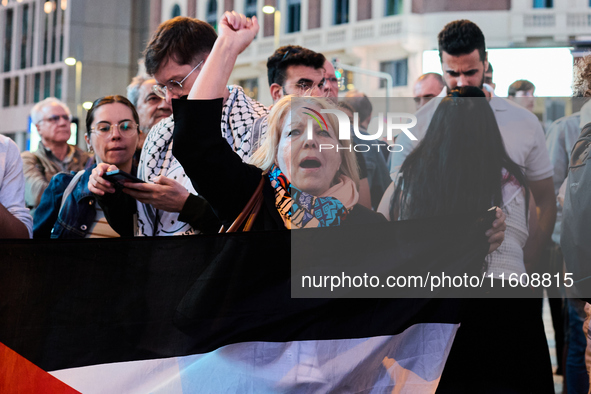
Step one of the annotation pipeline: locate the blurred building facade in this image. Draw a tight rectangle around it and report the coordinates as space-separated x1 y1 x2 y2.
159 0 590 106
0 0 150 150
3 0 591 149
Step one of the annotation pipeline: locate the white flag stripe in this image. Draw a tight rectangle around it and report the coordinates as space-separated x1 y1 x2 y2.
51 323 458 394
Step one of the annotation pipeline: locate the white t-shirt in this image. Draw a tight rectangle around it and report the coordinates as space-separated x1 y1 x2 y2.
0 135 33 237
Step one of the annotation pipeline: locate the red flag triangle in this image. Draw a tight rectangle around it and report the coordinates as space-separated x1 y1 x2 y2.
0 342 81 394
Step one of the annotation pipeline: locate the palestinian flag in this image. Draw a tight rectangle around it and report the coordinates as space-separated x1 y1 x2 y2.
0 213 491 393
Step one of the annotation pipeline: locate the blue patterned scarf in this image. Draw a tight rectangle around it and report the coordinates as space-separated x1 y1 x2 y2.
267 165 357 229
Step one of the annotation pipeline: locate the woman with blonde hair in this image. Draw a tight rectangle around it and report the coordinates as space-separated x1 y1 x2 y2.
173 91 381 230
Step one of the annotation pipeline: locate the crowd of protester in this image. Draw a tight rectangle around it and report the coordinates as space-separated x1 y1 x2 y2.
1 10 591 393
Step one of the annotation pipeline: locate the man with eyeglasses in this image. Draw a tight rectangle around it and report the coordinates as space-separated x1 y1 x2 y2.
90 15 267 237
21 97 91 214
242 45 329 153
126 73 173 162
323 60 340 98
267 45 327 103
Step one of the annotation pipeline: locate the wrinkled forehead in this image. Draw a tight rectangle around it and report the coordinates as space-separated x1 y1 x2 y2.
139 78 158 96
42 102 69 115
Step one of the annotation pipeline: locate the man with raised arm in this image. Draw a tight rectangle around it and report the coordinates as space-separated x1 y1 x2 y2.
89 16 267 236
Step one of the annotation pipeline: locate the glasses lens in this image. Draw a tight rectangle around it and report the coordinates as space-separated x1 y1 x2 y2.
119 121 136 135
152 84 167 99
166 81 183 97
95 122 112 135
46 114 69 123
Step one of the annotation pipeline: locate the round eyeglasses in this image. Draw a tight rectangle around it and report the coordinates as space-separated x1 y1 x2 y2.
90 121 138 138
42 114 72 124
152 60 204 99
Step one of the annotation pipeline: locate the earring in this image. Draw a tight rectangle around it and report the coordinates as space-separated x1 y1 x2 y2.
88 145 94 153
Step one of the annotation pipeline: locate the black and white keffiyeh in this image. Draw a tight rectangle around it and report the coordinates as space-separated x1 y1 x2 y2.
136 85 268 236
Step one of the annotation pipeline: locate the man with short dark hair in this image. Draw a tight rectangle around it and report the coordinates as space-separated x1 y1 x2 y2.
389 19 556 393
267 45 326 103
508 79 536 113
413 73 444 110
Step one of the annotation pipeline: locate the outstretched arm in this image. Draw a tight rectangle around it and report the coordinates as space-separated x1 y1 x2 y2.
174 12 263 225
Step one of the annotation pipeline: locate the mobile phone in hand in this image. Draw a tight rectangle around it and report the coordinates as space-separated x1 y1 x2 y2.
103 169 145 186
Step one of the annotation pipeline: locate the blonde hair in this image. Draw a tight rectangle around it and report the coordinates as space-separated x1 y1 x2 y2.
249 95 360 188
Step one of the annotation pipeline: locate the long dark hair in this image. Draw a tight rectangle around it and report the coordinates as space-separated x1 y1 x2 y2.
86 95 140 138
391 86 529 220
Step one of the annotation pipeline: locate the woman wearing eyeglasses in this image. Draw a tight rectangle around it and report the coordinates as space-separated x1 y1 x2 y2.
33 96 140 238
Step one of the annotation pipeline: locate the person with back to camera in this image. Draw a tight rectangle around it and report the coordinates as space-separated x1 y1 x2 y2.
379 86 553 392
33 96 140 238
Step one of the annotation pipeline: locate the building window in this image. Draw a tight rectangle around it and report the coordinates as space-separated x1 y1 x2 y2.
34 73 41 103
4 9 14 72
379 59 408 88
3 78 11 107
50 5 58 64
43 11 49 65
206 0 218 29
287 0 301 33
44 71 51 99
24 75 29 104
30 2 36 68
59 1 65 61
239 77 259 100
20 4 29 69
244 0 257 19
13 76 19 106
385 0 402 16
334 0 349 25
55 68 62 99
171 4 182 18
533 0 552 8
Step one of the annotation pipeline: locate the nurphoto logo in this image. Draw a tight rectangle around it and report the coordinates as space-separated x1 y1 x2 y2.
304 108 418 153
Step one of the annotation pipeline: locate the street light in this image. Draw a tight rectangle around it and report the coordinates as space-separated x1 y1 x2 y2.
43 1 55 14
263 4 281 49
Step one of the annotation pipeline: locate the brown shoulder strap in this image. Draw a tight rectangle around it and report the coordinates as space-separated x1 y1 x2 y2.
220 175 265 233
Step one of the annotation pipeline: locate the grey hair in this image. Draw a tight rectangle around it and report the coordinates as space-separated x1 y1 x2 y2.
127 74 152 107
30 97 70 124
